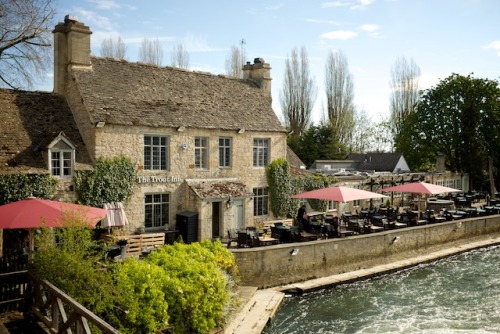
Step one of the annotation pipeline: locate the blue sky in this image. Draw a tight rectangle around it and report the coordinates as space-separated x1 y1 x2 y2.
43 0 500 124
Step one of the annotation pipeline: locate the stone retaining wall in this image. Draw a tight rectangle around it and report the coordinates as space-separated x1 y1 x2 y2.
232 215 500 288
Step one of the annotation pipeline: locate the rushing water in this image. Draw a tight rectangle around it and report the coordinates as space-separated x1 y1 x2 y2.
263 245 500 334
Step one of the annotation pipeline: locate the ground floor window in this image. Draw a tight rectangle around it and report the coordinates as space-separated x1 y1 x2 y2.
145 193 169 228
253 187 269 216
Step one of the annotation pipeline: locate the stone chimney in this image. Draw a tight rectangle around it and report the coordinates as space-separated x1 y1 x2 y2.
242 58 272 96
436 152 445 173
52 15 92 94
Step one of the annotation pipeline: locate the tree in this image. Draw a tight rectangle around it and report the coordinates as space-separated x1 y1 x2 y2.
397 73 500 190
225 40 246 78
280 46 316 137
100 36 127 59
0 0 55 89
389 56 420 137
139 37 163 66
290 122 346 168
325 50 355 145
171 43 189 69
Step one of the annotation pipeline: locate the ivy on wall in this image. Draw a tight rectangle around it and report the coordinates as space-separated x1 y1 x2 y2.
0 174 58 205
266 158 336 218
74 156 136 208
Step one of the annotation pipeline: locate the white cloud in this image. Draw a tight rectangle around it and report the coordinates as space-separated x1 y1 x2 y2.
351 0 375 10
305 18 343 26
361 24 379 33
86 0 120 10
321 1 351 8
484 41 500 56
321 30 358 40
321 0 374 10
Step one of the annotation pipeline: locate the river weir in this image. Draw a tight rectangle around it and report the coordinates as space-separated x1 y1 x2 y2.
263 245 500 333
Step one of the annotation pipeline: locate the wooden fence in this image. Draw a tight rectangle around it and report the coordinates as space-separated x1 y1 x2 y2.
30 273 120 334
104 233 165 257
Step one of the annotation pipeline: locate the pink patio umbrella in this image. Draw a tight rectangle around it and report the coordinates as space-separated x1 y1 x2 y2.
291 186 388 216
0 198 107 258
380 181 461 215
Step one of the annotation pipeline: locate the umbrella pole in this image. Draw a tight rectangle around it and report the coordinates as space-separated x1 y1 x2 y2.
28 229 35 261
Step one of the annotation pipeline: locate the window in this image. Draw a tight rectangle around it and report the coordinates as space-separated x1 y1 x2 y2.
144 135 168 170
253 187 269 216
327 201 338 211
48 134 75 178
145 193 169 228
253 138 269 167
195 137 209 169
219 137 231 167
50 150 73 177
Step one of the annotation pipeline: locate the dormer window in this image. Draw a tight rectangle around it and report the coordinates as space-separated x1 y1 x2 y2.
48 133 75 178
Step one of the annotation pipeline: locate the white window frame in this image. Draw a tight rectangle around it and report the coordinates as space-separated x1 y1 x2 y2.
195 137 209 169
144 193 170 229
253 138 269 167
48 134 75 178
144 135 169 170
219 137 232 168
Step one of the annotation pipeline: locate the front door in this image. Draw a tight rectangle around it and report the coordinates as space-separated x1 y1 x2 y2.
234 199 245 229
212 202 221 238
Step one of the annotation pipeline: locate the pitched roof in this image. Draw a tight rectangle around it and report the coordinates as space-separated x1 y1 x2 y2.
0 89 92 174
286 146 306 169
72 57 285 132
185 178 253 199
347 153 405 172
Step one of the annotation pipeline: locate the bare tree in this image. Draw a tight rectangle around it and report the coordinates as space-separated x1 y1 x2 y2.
389 56 420 136
0 0 55 89
171 43 189 69
100 36 127 59
325 49 355 144
138 37 163 66
225 39 246 78
280 46 316 136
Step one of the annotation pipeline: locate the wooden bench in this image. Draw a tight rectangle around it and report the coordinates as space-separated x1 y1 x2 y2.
105 233 165 257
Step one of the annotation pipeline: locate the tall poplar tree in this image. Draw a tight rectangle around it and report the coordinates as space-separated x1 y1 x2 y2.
280 46 316 137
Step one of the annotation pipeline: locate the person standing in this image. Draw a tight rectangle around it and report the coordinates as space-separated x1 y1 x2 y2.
297 204 311 232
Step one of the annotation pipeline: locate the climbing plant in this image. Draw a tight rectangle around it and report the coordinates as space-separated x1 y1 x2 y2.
266 158 336 218
74 156 136 208
0 174 57 204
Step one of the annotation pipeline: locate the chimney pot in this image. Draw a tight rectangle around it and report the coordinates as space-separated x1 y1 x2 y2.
64 14 78 23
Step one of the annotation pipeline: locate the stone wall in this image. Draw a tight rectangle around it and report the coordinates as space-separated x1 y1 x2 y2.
232 216 500 288
93 124 287 237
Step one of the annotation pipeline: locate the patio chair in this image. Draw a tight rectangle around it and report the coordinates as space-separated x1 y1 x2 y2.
237 232 250 248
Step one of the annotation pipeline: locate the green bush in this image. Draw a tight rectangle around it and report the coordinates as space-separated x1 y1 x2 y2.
111 259 170 333
33 228 237 334
32 225 116 316
146 242 232 334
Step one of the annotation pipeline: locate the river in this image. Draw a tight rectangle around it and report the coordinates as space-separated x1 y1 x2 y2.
263 245 500 333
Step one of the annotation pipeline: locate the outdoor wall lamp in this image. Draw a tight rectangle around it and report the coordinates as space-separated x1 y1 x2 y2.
391 236 400 245
290 248 299 256
95 121 105 128
237 128 245 134
177 126 186 132
226 196 233 208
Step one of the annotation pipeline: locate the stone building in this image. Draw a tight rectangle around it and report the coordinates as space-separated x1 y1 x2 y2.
1 15 287 242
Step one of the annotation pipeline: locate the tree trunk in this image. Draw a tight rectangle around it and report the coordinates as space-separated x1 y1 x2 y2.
488 156 496 196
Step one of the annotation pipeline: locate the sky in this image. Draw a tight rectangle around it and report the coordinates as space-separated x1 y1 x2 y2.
40 0 500 124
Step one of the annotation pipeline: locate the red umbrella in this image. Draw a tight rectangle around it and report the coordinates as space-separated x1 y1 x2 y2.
380 181 461 195
291 186 388 202
0 198 106 229
380 181 461 215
